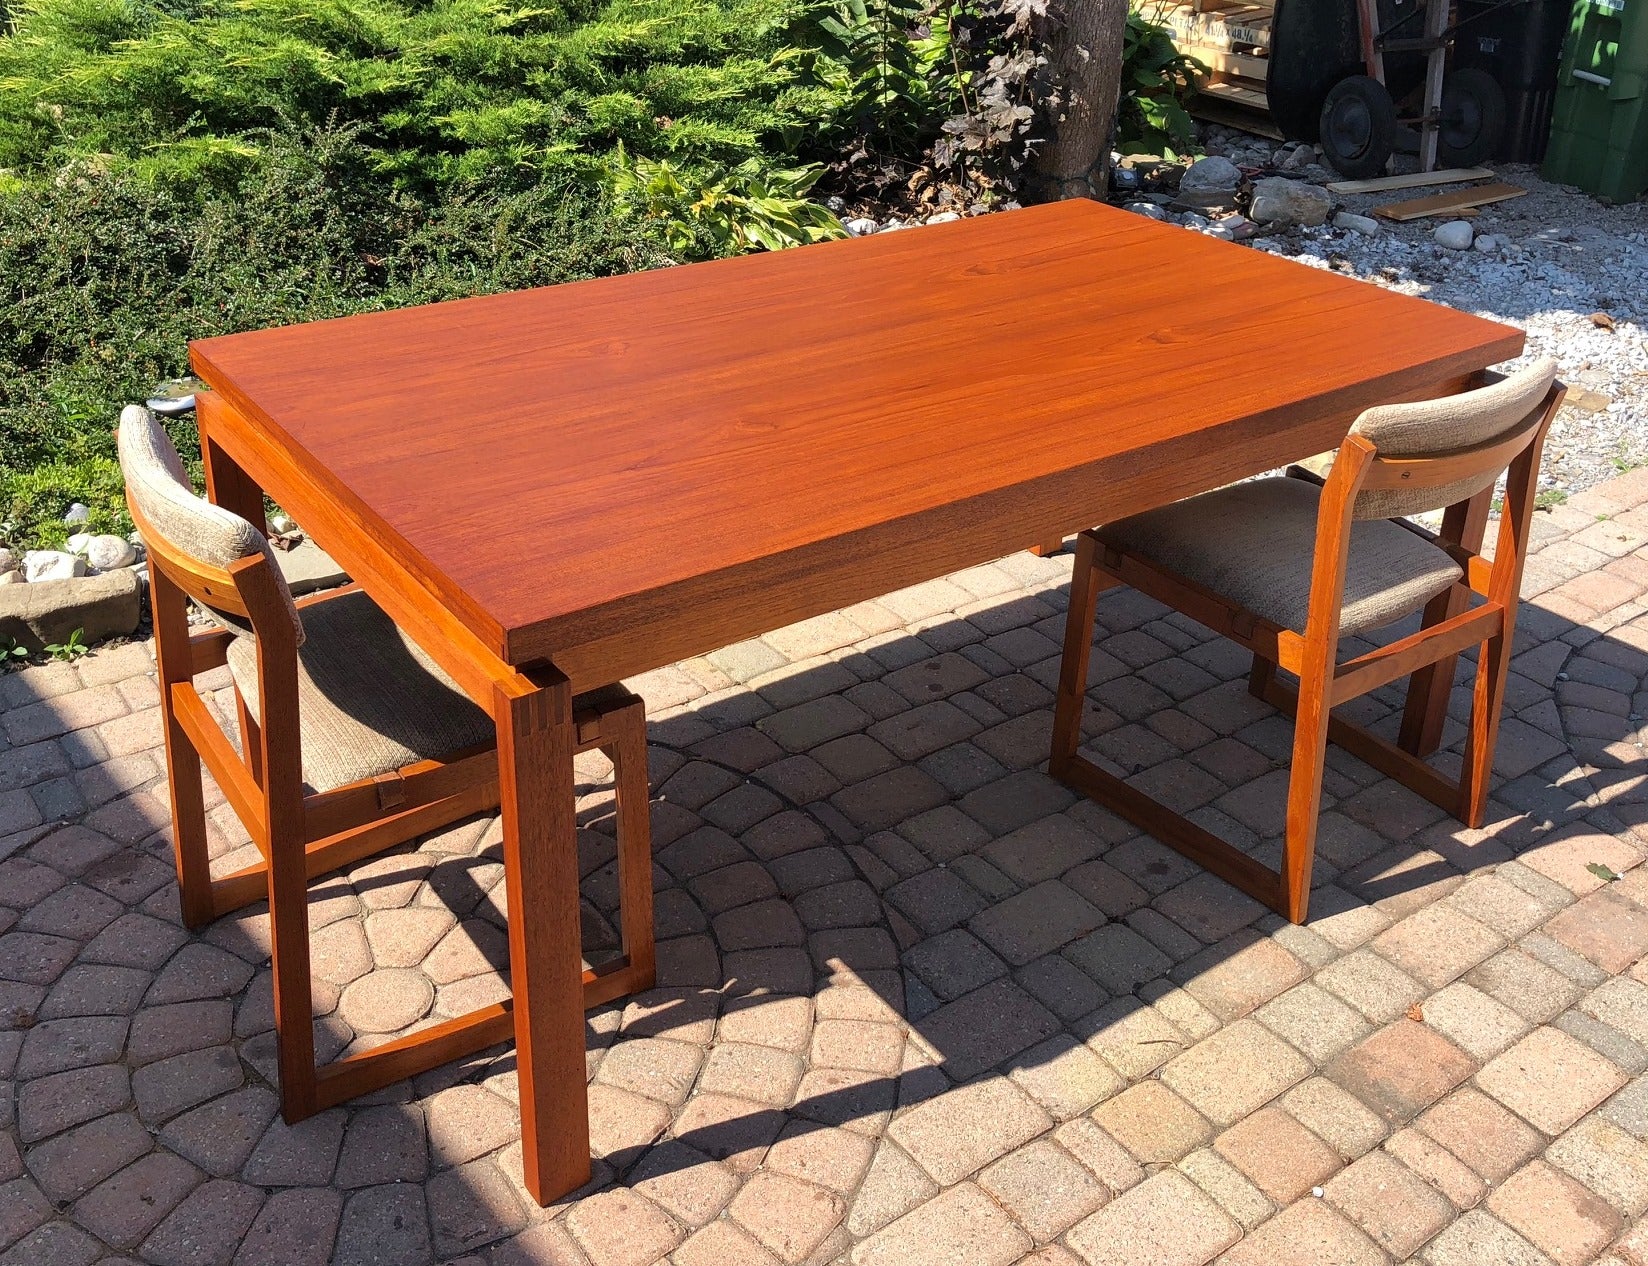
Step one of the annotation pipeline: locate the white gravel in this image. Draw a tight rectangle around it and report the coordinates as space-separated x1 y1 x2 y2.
1196 128 1648 497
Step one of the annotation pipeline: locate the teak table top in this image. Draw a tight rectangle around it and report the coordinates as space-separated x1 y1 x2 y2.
191 199 1522 686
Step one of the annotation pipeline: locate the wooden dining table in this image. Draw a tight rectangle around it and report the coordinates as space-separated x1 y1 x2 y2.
188 197 1523 1204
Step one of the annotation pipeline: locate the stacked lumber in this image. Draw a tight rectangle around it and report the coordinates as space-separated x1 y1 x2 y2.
1154 0 1276 133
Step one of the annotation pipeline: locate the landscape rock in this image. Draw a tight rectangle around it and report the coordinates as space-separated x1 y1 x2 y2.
1333 212 1380 236
0 571 21 586
1124 201 1168 220
65 532 93 555
1179 155 1241 192
85 535 138 572
0 547 13 574
275 539 349 596
1249 177 1333 227
0 568 141 652
1173 187 1240 214
23 551 86 583
1280 145 1317 172
843 218 877 237
62 503 89 525
1434 220 1475 250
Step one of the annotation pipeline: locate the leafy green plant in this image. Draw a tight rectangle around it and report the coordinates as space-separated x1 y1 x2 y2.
44 628 88 661
1 639 30 670
613 153 845 251
808 0 955 149
1118 5 1203 156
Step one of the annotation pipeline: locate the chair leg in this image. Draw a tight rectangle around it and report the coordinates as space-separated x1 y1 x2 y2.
1247 652 1276 701
1051 533 1104 772
1279 630 1338 923
1458 633 1511 827
607 700 656 992
266 811 319 1120
149 567 215 929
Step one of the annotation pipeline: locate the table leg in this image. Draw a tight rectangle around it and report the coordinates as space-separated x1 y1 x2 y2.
495 667 591 1204
199 417 270 535
1399 488 1492 757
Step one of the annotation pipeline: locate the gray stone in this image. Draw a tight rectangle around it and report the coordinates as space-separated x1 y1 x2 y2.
1249 177 1333 227
0 569 141 652
1333 211 1380 236
1125 202 1168 221
1281 144 1317 171
84 536 136 572
1179 156 1241 192
22 551 85 583
0 572 21 586
274 540 348 596
1434 220 1475 250
844 218 878 237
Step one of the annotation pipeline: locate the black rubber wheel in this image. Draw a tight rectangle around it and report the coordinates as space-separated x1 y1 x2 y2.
1438 68 1508 167
1318 75 1399 180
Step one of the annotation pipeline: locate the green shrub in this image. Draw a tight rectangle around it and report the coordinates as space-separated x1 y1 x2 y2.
0 0 826 195
1119 5 1203 157
0 123 689 547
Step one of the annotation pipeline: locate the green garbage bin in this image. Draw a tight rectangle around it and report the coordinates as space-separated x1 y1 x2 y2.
1542 0 1648 201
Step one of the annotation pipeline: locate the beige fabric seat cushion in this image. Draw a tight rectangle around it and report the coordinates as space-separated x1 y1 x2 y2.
229 590 493 792
1096 477 1463 636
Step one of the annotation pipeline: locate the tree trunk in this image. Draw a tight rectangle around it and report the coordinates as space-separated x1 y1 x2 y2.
1026 0 1130 202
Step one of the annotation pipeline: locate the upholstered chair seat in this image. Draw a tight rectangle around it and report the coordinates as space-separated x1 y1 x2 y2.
1096 478 1464 637
226 591 493 792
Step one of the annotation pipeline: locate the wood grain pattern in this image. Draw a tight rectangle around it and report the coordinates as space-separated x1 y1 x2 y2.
191 199 1523 684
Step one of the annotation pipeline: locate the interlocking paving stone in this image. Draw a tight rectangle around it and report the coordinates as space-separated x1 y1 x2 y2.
1160 1019 1311 1127
851 1180 1031 1266
1325 1148 1454 1258
1212 1106 1342 1203
10 470 1648 1265
1065 1169 1239 1266
1327 1019 1476 1124
1091 1080 1211 1165
888 1075 1052 1185
1476 1026 1628 1136
1488 1158 1621 1266
978 1138 1108 1240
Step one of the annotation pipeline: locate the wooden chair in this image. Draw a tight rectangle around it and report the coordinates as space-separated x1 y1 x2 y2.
118 405 655 1121
1050 361 1565 923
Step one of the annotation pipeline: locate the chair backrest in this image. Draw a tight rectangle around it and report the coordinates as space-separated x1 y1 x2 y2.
1349 358 1559 520
117 405 304 644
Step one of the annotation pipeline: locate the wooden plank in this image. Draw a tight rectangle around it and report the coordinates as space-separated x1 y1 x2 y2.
1196 78 1270 109
1372 182 1529 221
1326 166 1493 193
1185 46 1270 80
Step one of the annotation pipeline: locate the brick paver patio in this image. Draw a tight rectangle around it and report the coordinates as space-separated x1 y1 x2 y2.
4 467 1648 1266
